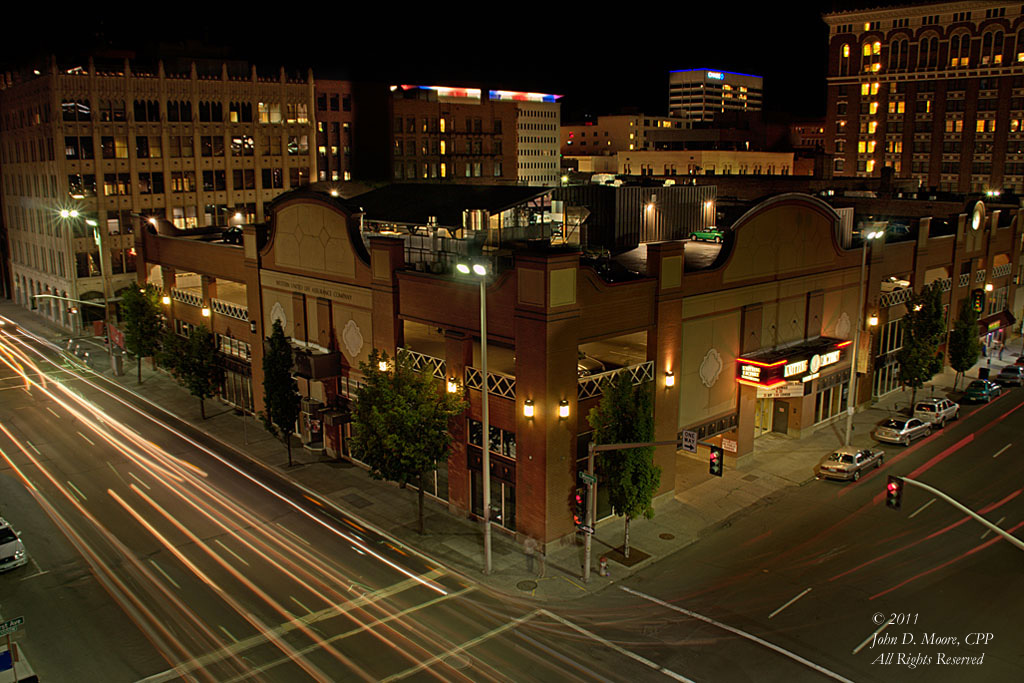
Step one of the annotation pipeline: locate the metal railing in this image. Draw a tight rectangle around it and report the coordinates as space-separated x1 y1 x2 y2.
935 277 952 292
397 347 447 381
578 361 655 400
879 288 913 308
976 269 987 283
992 263 1013 279
171 288 203 307
464 367 517 400
959 273 971 287
211 298 249 322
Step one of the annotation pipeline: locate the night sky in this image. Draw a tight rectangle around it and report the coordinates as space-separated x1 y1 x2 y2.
1 2 877 122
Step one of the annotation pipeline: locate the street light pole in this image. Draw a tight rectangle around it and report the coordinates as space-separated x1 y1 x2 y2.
844 231 882 446
91 222 118 373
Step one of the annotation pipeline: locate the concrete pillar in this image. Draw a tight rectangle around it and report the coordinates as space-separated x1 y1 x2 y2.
445 331 473 515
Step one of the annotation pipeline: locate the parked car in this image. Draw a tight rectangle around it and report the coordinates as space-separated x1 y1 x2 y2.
817 446 885 481
0 518 27 572
995 365 1024 386
577 353 606 378
222 226 243 245
965 379 1003 402
873 417 931 445
913 397 960 427
689 227 726 243
1014 355 1024 366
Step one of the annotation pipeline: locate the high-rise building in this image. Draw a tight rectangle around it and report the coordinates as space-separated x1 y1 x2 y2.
313 80 355 183
824 1 1024 193
668 69 763 121
0 56 317 329
493 90 561 186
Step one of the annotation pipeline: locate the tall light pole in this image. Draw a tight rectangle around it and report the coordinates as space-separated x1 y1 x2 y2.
61 209 117 372
457 261 492 574
844 230 884 446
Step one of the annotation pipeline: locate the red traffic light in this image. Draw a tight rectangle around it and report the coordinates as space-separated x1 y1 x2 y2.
886 475 903 510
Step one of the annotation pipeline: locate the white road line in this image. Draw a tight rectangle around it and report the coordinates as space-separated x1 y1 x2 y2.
621 586 854 683
908 498 936 519
45 407 60 419
981 516 1006 539
993 443 1012 458
854 618 894 655
218 625 238 643
76 431 94 446
148 559 181 590
290 596 313 616
539 608 693 682
25 440 39 455
276 522 311 546
106 462 128 487
67 480 87 502
19 556 48 581
214 539 249 566
768 588 812 619
128 471 151 491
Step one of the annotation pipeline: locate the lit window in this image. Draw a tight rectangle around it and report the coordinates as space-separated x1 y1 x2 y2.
988 119 997 132
866 159 876 172
863 44 872 57
440 118 446 133
861 83 870 95
873 42 881 55
440 140 446 155
858 141 867 153
868 121 877 134
871 63 881 72
843 44 850 58
868 140 877 153
864 22 870 31
1012 119 1020 133
977 120 986 133
871 82 880 95
870 102 879 115
440 163 446 177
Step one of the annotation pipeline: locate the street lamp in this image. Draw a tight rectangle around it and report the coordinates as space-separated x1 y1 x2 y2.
457 259 493 575
844 230 884 446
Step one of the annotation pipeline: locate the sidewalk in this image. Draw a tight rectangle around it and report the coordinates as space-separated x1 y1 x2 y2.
2 302 1018 602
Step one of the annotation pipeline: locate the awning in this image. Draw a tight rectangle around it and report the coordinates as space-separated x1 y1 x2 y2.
978 310 1017 335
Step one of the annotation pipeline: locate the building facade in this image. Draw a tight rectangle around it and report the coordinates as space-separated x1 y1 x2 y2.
668 69 763 121
561 114 690 156
313 80 355 184
0 56 316 329
824 0 1024 193
616 149 797 177
493 91 561 186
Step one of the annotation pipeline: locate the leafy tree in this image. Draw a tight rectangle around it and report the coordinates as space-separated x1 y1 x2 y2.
948 299 982 391
587 372 661 559
350 349 467 534
896 282 946 406
119 284 164 384
262 319 301 466
157 327 187 377
182 325 223 420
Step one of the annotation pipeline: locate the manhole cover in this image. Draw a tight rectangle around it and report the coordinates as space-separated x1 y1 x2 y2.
659 533 675 540
443 653 471 670
516 580 538 592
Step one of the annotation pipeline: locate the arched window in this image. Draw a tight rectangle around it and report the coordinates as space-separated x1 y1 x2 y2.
950 32 971 66
991 31 1004 64
1018 29 1024 62
840 43 851 75
919 35 939 70
889 39 909 71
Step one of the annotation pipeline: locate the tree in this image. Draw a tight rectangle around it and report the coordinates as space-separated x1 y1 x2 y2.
587 372 661 559
350 349 466 534
119 285 163 384
262 320 301 466
948 299 982 391
896 282 946 406
157 327 186 377
182 325 223 420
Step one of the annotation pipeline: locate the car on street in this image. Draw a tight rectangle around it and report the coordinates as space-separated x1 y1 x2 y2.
1014 355 1024 366
912 397 960 427
964 379 1003 402
817 446 885 481
873 417 931 445
0 518 27 572
994 365 1024 386
689 227 726 243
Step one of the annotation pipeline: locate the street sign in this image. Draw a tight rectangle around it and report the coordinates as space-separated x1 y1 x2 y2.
721 438 737 453
0 617 23 637
578 471 597 485
681 430 697 453
577 525 595 534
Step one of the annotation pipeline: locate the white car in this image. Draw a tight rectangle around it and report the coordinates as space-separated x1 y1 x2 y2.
913 397 960 427
0 518 27 572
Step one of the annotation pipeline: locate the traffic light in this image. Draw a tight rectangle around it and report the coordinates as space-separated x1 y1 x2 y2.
886 475 903 510
709 446 724 477
572 486 588 527
971 288 985 314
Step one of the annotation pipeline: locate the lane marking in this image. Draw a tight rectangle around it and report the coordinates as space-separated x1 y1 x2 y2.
76 431 94 446
908 498 936 519
993 443 1012 458
19 556 48 581
147 559 181 590
276 522 311 546
67 480 87 502
290 596 313 616
539 608 694 683
128 471 151 491
218 625 238 644
214 539 249 566
106 461 128 487
45 407 60 419
981 517 1006 540
853 618 893 655
768 588 812 619
25 440 40 455
621 586 854 683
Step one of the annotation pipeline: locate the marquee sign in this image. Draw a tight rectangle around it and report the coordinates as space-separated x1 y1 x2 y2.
736 339 850 389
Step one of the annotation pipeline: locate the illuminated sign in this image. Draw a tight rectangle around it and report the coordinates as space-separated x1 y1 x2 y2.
707 71 724 80
820 350 841 367
737 342 847 389
784 360 808 378
489 90 562 103
741 365 762 382
801 373 820 383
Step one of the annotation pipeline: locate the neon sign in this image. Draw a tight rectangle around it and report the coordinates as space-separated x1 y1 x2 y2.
707 71 725 80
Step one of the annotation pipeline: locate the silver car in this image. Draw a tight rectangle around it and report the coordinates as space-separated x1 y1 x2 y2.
913 397 960 427
995 365 1024 386
0 518 27 572
817 446 885 481
874 417 931 445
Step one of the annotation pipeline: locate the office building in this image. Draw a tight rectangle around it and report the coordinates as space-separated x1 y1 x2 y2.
313 80 355 183
668 69 763 121
493 90 561 186
561 114 690 156
824 1 1024 193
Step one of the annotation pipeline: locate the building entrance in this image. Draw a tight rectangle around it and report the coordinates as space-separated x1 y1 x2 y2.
754 398 774 437
772 401 789 433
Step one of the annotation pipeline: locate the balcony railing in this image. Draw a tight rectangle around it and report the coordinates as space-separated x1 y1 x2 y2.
935 277 952 292
992 263 1012 278
976 269 987 283
465 367 517 400
879 288 913 308
211 298 249 322
397 347 446 381
171 288 203 307
578 361 655 400
959 273 971 288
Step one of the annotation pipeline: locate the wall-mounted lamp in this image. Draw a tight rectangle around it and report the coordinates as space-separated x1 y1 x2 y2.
523 399 535 418
985 283 994 292
665 371 675 387
558 399 570 420
868 313 879 326
161 295 171 305
201 306 211 318
447 377 459 393
249 320 257 334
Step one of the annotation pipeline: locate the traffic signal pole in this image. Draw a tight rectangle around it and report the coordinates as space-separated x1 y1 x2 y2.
894 476 1024 552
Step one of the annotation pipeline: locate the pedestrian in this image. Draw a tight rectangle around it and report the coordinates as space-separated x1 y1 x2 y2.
999 342 1004 360
523 536 537 575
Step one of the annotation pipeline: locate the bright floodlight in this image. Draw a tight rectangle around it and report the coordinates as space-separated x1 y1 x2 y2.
59 209 70 218
472 264 487 276
456 264 471 274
